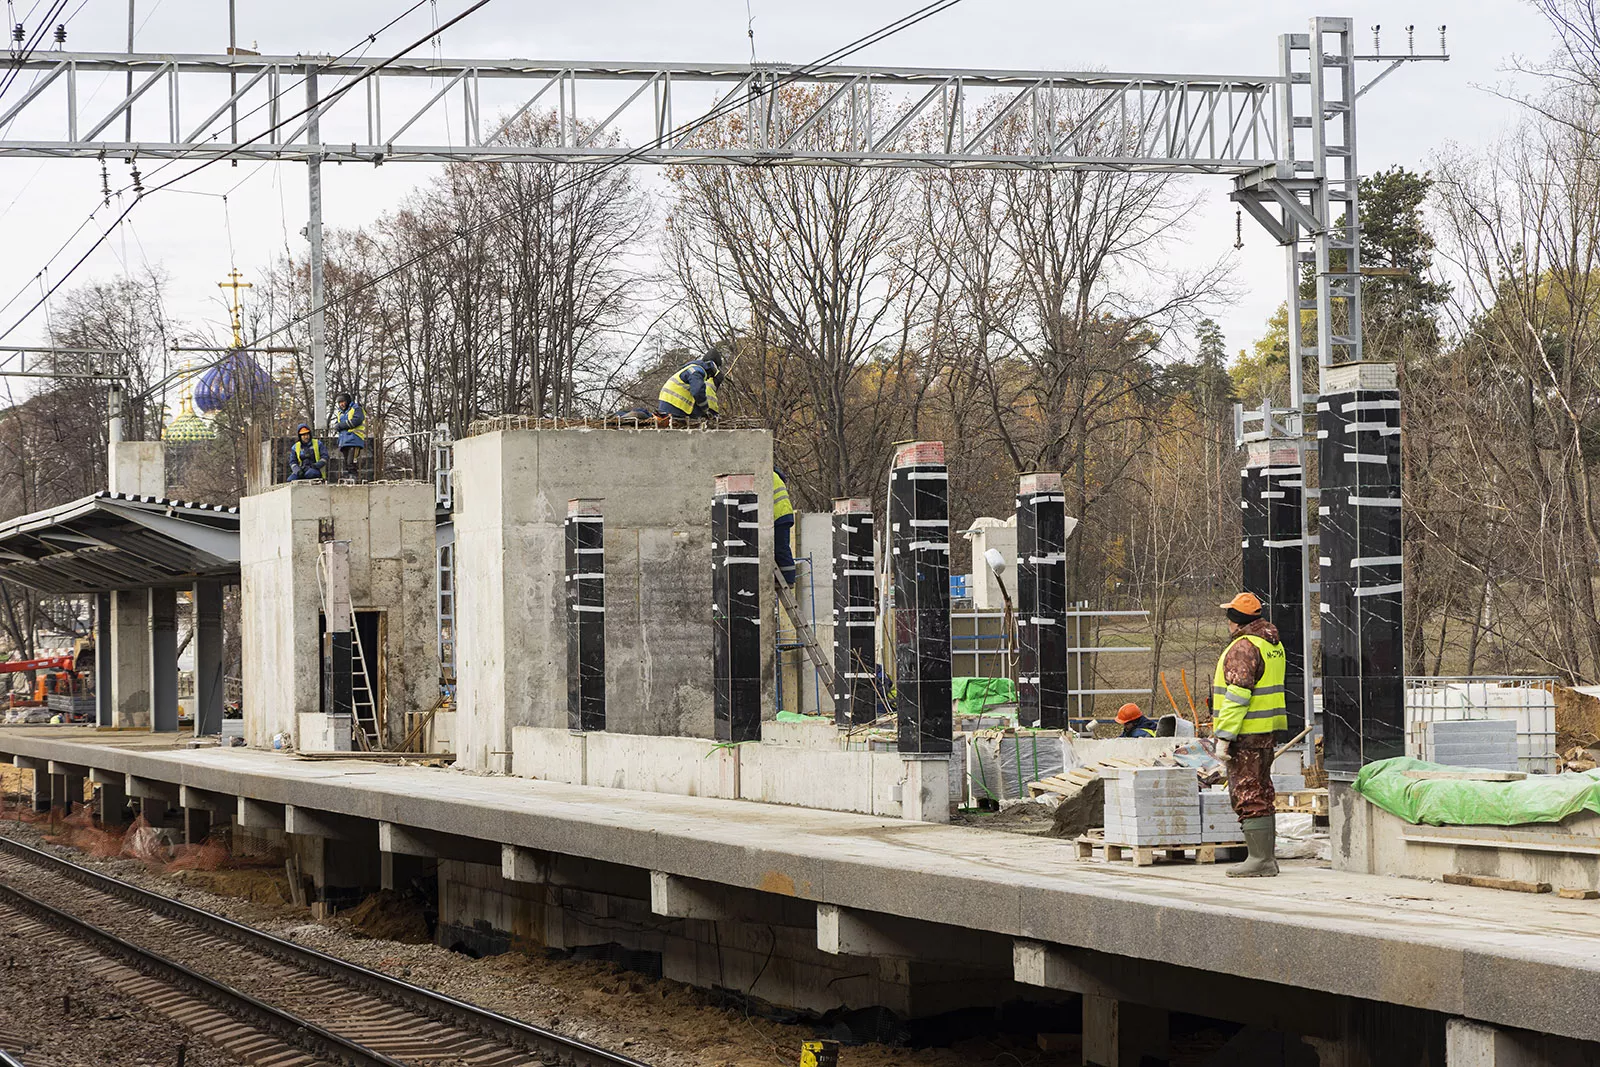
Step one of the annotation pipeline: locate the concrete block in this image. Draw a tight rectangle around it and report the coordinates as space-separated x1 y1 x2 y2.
379 822 498 864
510 726 588 784
237 797 286 831
651 871 814 926
739 743 897 815
297 713 353 754
585 732 739 798
125 774 179 803
902 756 951 823
818 904 1007 966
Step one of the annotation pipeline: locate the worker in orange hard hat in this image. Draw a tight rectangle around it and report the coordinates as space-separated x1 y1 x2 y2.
286 423 326 482
1115 702 1159 738
1212 590 1288 878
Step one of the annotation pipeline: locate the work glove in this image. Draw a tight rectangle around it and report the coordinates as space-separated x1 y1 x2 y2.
1214 739 1232 762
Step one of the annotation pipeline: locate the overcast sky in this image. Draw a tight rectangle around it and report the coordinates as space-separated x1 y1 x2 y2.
0 0 1560 388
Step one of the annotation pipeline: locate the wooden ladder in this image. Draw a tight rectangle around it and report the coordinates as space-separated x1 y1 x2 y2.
774 579 837 693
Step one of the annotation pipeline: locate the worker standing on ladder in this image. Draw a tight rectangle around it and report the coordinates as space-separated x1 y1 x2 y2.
773 469 797 586
657 348 724 420
287 424 326 482
1211 591 1289 878
335 391 367 482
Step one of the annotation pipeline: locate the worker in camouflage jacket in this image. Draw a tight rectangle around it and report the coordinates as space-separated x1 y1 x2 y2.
1211 591 1288 878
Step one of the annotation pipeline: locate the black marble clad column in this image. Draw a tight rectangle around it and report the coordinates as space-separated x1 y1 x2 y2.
889 442 952 754
1319 365 1404 775
1242 441 1307 736
712 474 762 743
565 499 606 732
831 497 877 727
1016 472 1070 729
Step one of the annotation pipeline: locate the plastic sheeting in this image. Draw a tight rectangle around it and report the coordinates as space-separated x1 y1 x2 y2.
1352 756 1600 826
968 733 1064 801
953 676 1017 716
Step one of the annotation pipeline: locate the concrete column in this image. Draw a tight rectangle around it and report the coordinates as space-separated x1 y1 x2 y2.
110 588 151 727
889 442 951 753
831 498 877 726
712 474 761 743
1083 993 1167 1067
95 782 129 827
566 499 606 732
51 774 83 813
28 771 48 813
184 808 212 844
95 592 113 727
1242 439 1307 736
902 755 951 823
1320 363 1403 775
149 587 179 732
193 580 225 736
1016 472 1074 729
141 798 170 825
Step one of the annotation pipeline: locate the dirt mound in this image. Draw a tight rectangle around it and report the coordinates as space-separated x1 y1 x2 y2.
339 890 431 943
169 866 297 909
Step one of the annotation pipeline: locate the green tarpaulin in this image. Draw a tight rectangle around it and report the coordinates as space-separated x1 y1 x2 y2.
1352 756 1600 826
953 676 1017 715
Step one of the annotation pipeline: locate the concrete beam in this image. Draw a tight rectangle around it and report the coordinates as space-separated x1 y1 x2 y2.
284 805 367 840
1013 939 1340 1039
237 797 285 831
379 822 498 865
47 761 90 778
11 756 45 773
125 774 180 803
179 786 233 813
818 904 1006 966
651 871 816 926
502 845 650 897
87 767 121 785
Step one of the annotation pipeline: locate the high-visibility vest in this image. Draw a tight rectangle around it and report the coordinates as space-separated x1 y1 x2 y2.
338 402 367 443
658 362 718 417
1211 634 1288 740
292 438 323 466
773 471 794 522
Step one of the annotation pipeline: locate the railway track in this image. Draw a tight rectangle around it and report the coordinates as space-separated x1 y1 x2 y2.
0 834 652 1067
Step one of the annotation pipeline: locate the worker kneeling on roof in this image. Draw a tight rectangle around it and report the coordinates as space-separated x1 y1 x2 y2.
287 423 326 482
1115 702 1158 738
657 347 724 420
1212 591 1288 878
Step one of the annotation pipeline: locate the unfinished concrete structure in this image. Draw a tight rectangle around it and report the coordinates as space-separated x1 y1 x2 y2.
453 426 775 772
240 481 438 750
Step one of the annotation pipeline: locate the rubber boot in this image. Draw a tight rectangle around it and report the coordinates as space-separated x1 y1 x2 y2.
1226 815 1279 877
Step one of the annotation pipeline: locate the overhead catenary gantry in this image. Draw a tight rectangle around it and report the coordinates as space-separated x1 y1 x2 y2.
0 15 1444 774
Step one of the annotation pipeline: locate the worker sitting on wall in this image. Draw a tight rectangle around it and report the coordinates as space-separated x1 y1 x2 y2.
1115 703 1159 738
774 469 796 586
1212 591 1289 878
335 391 367 482
287 423 326 482
657 347 724 420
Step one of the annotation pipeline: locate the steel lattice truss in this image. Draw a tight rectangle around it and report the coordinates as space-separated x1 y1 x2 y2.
0 51 1281 172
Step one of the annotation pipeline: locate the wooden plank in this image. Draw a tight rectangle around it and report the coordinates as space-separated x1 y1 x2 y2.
1402 769 1526 782
1443 873 1552 894
1558 888 1599 900
1403 825 1600 855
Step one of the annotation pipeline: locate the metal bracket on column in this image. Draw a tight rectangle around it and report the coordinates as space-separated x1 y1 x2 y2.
1231 166 1323 246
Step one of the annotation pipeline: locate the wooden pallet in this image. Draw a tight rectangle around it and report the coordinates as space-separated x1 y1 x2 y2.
1075 828 1243 867
1026 758 1160 798
1275 788 1329 816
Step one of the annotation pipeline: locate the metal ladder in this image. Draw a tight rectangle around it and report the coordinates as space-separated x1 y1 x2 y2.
348 616 380 750
774 579 836 693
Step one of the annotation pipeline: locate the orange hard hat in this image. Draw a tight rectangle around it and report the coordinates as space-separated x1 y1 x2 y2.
1219 591 1263 616
1115 703 1142 724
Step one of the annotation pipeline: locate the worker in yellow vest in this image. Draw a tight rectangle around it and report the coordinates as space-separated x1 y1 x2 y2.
773 469 796 586
657 349 724 420
1212 591 1288 878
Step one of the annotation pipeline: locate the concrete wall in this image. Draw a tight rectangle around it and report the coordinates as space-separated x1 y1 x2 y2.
241 482 438 748
1332 785 1600 892
108 440 165 496
453 428 775 772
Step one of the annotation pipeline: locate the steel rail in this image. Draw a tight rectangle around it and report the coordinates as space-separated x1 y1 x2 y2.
0 880 406 1067
0 834 651 1067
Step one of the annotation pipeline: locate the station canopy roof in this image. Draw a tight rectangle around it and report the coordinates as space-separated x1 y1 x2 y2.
0 492 239 595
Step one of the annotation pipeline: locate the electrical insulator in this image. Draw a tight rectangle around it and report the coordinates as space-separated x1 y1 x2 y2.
130 165 144 195
52 24 64 45
11 24 23 44
1439 25 1448 54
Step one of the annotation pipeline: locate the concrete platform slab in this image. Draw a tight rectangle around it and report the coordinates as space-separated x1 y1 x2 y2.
2 726 1599 1044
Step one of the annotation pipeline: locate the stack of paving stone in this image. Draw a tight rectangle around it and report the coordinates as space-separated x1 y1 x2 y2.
1423 719 1519 772
1199 788 1243 843
1101 767 1200 846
